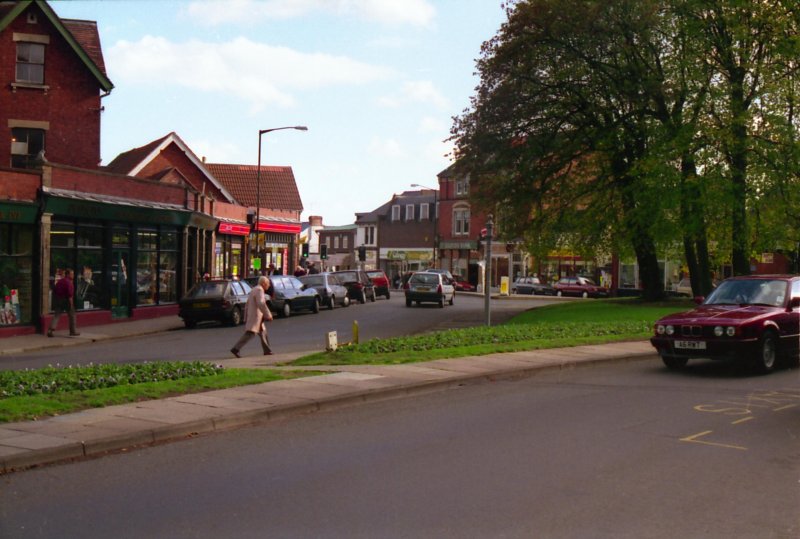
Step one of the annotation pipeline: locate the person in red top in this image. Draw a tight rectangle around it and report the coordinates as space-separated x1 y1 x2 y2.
47 268 80 337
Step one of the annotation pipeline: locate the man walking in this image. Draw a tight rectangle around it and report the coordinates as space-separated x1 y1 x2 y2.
230 275 273 357
48 268 79 337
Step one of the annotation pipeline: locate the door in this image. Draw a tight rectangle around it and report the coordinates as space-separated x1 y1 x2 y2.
111 250 130 318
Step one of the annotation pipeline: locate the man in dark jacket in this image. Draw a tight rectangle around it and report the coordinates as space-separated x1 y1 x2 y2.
47 268 79 337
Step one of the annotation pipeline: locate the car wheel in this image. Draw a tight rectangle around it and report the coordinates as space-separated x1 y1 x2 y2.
312 297 320 314
184 319 197 329
556 290 563 297
360 291 366 304
281 302 291 318
385 290 391 300
449 293 454 306
582 291 589 298
229 306 242 326
328 295 336 310
439 297 445 308
661 354 688 370
370 290 376 302
343 296 351 307
755 330 778 373
406 298 412 307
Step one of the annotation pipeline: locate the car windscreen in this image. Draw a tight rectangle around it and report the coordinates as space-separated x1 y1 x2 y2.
188 282 226 298
705 279 787 307
301 275 324 286
336 272 357 282
410 273 438 285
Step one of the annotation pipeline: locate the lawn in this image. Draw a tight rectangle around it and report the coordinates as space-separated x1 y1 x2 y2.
0 362 316 423
288 297 693 366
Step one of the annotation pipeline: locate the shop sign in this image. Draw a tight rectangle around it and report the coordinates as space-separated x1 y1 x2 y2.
386 250 431 261
45 196 191 225
0 202 37 223
255 221 301 234
218 222 250 236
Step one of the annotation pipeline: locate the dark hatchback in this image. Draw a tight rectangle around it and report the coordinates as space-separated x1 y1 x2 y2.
179 279 251 328
333 269 376 303
650 275 800 373
266 275 321 318
298 272 351 309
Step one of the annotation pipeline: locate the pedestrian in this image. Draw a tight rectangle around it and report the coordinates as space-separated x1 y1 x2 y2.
47 268 80 337
307 262 320 274
293 265 306 277
230 275 273 357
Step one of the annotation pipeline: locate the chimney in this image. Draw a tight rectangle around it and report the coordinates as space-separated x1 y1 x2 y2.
309 215 323 227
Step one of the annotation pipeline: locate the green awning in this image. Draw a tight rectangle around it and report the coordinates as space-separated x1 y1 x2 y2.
44 194 193 226
0 201 38 224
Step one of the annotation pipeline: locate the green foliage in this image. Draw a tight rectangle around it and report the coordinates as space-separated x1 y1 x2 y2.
0 361 224 398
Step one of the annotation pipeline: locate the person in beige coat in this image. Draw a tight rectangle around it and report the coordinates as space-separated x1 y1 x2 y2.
230 275 274 357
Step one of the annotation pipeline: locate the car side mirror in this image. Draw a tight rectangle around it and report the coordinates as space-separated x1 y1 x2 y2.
693 296 704 305
788 297 800 310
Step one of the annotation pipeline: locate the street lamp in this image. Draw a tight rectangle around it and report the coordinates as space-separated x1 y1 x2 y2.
484 214 493 326
255 126 308 269
410 183 438 268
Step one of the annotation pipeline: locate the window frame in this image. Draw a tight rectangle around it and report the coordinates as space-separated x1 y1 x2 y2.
16 42 45 84
405 204 415 221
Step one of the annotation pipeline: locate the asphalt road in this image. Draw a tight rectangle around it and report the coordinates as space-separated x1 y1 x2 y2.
3 294 557 370
2 357 798 538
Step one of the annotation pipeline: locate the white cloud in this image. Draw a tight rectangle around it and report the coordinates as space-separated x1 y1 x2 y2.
184 0 436 27
108 36 396 111
419 116 446 133
378 80 449 110
367 137 405 158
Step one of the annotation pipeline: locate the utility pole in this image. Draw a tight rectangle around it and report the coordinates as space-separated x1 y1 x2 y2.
484 214 493 326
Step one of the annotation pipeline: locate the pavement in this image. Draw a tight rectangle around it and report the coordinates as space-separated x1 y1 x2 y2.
0 297 656 474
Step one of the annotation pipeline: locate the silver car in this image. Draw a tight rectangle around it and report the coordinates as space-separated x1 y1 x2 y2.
405 271 455 308
298 272 351 309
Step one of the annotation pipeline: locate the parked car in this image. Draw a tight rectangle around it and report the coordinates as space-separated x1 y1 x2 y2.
512 276 555 296
452 274 476 292
423 268 454 283
405 271 455 308
298 272 350 309
333 269 376 303
179 278 251 328
554 276 608 298
266 275 321 317
671 278 693 297
366 270 391 299
651 275 800 373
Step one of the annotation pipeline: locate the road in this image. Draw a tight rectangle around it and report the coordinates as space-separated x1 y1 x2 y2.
2 357 798 538
2 294 557 370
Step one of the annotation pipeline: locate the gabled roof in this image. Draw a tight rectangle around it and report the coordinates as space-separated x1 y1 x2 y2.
104 132 235 203
0 1 113 92
205 163 303 212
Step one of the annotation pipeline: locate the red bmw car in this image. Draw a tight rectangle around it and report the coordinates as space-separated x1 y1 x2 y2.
650 275 800 373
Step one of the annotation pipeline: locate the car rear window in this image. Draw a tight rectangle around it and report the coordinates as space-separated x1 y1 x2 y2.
301 275 324 286
189 282 226 297
367 271 384 278
337 272 357 281
410 273 438 285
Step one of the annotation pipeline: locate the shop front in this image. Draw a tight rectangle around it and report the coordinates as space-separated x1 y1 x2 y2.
42 191 199 329
0 201 39 337
381 248 433 279
250 219 300 276
215 221 249 279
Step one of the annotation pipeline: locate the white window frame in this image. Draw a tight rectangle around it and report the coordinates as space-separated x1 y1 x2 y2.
16 42 45 84
343 236 349 249
453 206 470 236
392 205 401 221
334 236 340 249
405 204 415 221
420 203 430 220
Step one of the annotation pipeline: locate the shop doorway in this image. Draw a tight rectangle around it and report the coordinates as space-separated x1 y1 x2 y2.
111 249 130 318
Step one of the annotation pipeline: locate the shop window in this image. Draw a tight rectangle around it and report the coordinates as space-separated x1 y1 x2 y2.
50 221 105 312
11 127 44 169
16 42 44 84
137 226 179 305
0 224 34 325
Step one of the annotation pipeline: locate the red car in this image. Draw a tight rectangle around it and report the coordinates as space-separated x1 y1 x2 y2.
554 276 608 298
452 275 476 292
650 275 800 373
365 270 391 299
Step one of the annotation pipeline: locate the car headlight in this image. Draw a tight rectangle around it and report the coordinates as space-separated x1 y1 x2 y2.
656 324 665 335
714 326 724 337
665 325 675 335
726 326 736 337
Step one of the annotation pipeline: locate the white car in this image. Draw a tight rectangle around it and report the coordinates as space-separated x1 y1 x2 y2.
405 272 455 308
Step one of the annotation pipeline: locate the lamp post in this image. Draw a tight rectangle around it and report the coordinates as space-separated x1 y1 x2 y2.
484 214 493 326
410 183 438 268
255 126 308 271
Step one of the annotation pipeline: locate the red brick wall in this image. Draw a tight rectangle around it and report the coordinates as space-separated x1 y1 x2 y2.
138 144 228 201
213 200 248 222
50 165 186 205
0 168 41 201
0 4 104 170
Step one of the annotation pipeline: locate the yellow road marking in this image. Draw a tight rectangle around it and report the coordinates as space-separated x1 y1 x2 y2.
680 430 747 451
773 404 797 412
731 416 754 425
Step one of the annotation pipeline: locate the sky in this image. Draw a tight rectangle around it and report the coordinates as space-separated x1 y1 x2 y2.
50 0 508 226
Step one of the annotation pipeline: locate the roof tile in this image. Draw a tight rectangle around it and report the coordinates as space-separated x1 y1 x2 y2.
205 164 303 211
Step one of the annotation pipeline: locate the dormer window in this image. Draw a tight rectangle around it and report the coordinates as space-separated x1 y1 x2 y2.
16 42 45 84
405 204 415 221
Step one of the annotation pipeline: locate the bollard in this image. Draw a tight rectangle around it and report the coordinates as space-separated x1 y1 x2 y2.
326 331 338 352
352 320 359 345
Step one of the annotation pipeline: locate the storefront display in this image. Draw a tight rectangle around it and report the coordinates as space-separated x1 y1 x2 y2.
0 223 34 326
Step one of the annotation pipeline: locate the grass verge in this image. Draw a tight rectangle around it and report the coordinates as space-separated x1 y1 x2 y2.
289 297 693 366
0 368 315 423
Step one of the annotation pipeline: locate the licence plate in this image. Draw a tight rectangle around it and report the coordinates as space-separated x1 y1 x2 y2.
416 287 430 292
675 340 706 350
193 302 210 309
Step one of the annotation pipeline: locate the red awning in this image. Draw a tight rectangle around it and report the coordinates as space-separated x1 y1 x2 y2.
256 221 301 234
218 222 251 236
